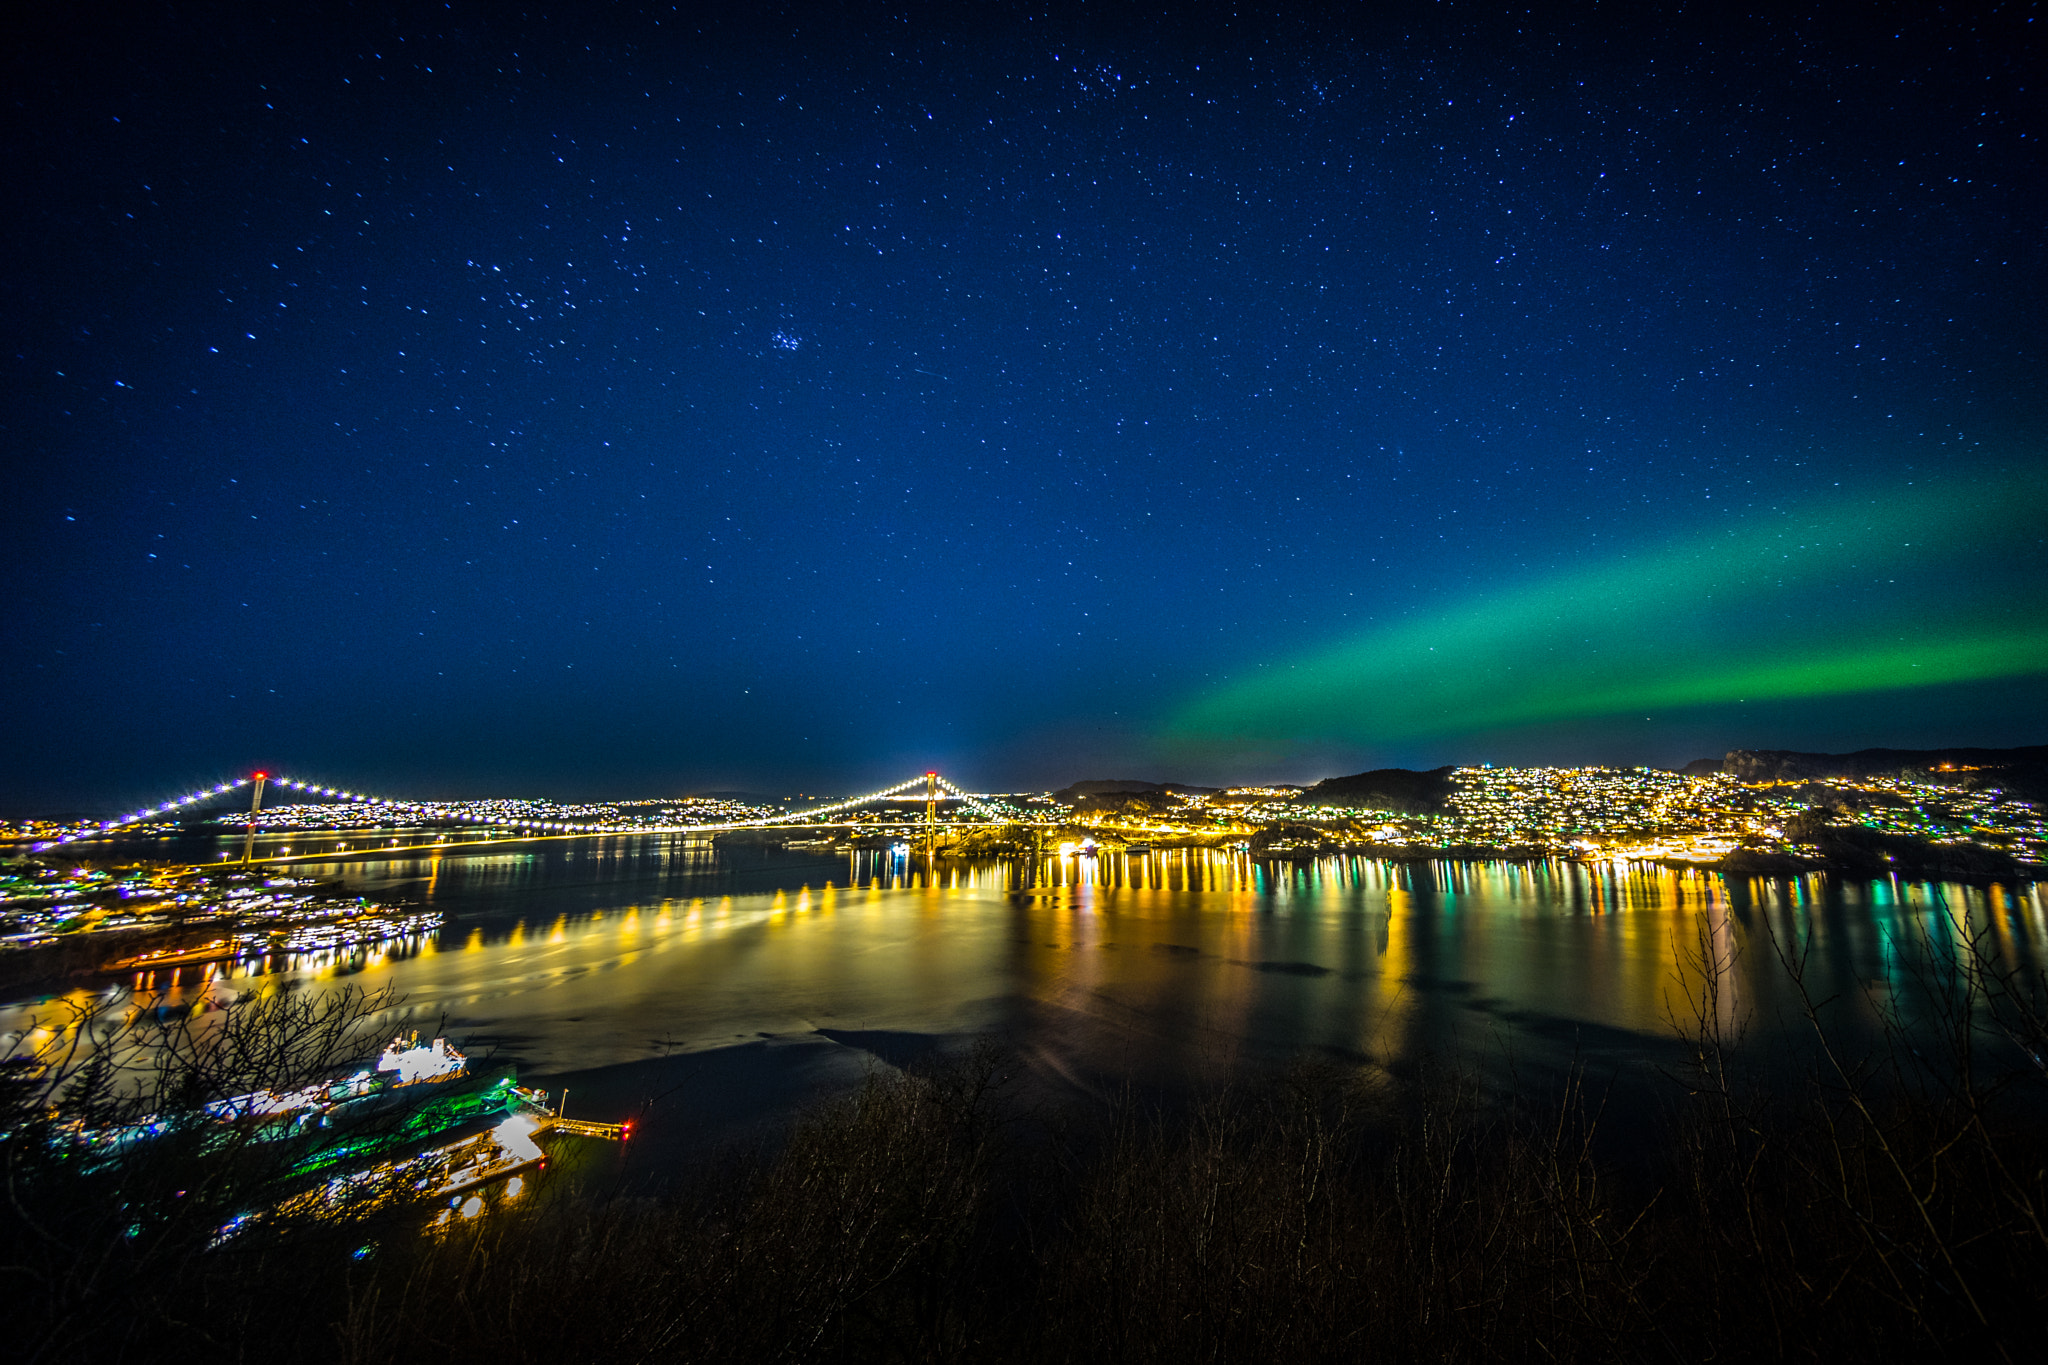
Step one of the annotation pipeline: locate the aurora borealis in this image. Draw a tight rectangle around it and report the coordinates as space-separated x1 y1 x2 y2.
2 1 2043 807
1166 470 2048 763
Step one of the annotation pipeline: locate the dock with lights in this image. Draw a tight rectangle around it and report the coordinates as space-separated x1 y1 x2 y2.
525 1086 632 1142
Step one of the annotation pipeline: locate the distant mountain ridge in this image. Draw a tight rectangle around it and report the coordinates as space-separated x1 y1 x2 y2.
1696 746 2048 801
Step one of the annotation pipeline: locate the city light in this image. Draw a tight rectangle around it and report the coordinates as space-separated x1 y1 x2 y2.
9 764 2042 873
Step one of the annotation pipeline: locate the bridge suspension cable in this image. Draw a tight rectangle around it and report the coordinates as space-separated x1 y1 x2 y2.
930 774 1009 823
51 773 622 847
57 777 258 845
743 774 936 826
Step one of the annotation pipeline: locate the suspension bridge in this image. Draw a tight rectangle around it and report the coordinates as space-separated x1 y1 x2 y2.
31 770 1038 865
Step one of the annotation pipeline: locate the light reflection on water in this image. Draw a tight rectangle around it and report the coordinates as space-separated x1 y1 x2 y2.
7 840 2046 1102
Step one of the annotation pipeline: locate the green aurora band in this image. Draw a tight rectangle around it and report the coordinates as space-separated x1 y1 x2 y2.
1166 472 2048 756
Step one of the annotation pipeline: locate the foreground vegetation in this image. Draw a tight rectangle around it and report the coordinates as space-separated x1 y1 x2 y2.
8 917 2048 1362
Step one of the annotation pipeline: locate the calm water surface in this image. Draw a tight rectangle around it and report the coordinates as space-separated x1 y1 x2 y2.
10 835 2047 1143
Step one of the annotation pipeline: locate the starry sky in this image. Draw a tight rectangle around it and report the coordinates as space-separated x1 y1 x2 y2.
4 0 2043 812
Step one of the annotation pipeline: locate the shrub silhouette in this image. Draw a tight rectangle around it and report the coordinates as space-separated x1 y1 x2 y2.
11 906 2048 1364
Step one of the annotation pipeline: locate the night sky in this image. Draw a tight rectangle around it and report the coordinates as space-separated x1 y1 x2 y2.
5 1 2044 813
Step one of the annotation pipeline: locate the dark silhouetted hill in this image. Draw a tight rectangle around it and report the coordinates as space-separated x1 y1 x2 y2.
1068 790 1193 818
1296 766 1457 814
1055 779 1218 802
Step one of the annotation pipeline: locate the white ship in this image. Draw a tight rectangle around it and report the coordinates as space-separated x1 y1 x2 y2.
375 1031 467 1085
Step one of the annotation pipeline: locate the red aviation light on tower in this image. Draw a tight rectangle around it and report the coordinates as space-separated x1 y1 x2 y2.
252 771 268 780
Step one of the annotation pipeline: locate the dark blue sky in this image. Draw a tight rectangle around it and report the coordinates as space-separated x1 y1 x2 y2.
5 1 2043 812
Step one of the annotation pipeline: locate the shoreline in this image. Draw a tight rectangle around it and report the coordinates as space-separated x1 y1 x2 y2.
1217 841 2045 886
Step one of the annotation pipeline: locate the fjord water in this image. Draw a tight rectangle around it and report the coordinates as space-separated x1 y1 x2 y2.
13 836 2048 1148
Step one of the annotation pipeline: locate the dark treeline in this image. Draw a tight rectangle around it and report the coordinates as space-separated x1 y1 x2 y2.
9 922 2048 1363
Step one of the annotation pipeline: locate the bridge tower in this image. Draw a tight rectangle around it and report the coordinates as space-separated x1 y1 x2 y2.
240 771 268 864
923 771 939 869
